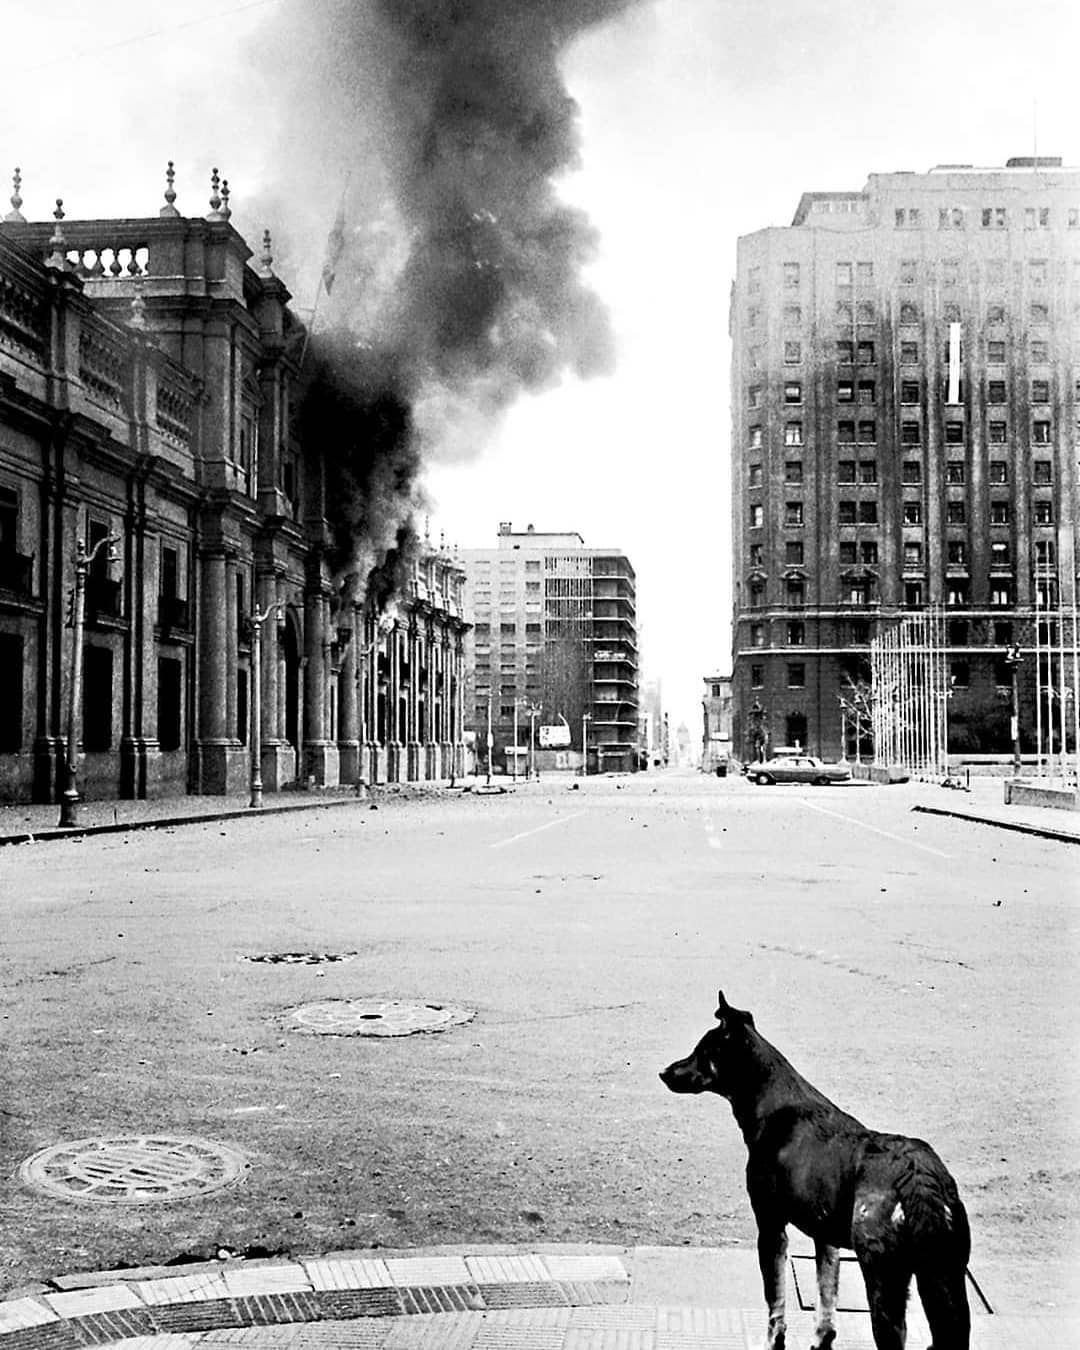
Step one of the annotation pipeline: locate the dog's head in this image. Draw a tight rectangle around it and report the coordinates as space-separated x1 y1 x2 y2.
659 989 755 1097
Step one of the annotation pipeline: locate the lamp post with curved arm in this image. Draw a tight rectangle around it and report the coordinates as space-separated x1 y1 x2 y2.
59 532 119 828
249 601 284 808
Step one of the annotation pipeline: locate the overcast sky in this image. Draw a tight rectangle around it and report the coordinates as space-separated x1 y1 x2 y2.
4 0 1079 738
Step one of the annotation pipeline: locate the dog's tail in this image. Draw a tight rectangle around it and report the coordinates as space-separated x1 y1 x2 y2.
896 1142 971 1349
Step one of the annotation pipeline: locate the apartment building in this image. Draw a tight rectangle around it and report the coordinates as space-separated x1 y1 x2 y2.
459 523 639 773
730 156 1080 761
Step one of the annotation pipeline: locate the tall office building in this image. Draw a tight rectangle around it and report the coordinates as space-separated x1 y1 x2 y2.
459 523 638 773
730 157 1080 760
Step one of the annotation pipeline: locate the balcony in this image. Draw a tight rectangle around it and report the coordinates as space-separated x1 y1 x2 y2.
0 544 33 598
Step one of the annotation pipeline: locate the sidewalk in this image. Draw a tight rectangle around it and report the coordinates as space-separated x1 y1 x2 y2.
0 781 469 848
910 773 1080 845
0 1241 1071 1349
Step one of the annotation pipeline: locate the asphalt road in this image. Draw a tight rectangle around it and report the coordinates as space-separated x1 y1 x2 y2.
1 769 1077 1310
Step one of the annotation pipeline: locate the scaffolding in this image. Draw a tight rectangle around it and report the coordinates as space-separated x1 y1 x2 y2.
870 608 950 780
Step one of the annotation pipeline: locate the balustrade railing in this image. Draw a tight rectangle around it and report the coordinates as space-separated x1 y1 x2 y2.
78 317 129 413
0 272 47 363
156 379 194 446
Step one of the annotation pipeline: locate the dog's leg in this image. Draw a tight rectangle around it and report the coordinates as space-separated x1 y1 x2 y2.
811 1241 839 1349
859 1256 910 1350
756 1225 788 1350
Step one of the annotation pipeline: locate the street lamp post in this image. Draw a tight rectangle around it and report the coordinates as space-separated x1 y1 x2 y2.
525 702 541 780
59 533 118 828
512 700 519 784
581 711 592 777
486 691 493 785
1005 643 1023 778
249 601 284 808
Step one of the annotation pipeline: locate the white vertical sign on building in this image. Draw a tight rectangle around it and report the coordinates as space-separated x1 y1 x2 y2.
947 322 962 404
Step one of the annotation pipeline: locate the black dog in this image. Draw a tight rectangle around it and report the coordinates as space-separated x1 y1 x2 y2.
660 991 970 1350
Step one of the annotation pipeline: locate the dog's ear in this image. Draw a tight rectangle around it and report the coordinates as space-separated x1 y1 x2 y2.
715 991 755 1033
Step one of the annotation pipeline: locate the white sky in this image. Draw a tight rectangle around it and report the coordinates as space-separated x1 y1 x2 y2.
4 0 1079 737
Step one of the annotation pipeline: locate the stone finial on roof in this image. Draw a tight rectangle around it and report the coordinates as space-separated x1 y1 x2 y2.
45 199 69 270
220 178 231 221
160 160 179 217
259 228 275 277
208 167 223 220
4 167 25 223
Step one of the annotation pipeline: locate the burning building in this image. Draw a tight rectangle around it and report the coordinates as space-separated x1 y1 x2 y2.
0 172 467 804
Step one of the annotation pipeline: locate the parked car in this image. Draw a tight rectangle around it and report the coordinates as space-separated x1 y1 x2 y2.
749 755 851 786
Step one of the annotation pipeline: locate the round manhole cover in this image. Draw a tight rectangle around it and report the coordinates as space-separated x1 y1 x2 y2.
284 998 474 1037
18 1135 249 1205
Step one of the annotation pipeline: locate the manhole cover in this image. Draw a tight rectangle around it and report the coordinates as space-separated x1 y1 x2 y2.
18 1135 249 1205
284 998 474 1037
242 951 357 965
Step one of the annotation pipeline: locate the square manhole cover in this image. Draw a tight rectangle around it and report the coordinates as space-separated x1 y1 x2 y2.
790 1254 992 1315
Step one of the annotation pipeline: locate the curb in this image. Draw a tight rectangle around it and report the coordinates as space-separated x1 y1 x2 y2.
912 803 1080 845
0 795 366 850
0 1244 1068 1350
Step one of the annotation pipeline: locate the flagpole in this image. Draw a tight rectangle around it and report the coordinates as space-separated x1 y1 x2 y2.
299 175 351 370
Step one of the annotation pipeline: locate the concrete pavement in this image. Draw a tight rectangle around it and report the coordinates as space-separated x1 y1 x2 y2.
1 1240 1073 1349
2 773 1075 1346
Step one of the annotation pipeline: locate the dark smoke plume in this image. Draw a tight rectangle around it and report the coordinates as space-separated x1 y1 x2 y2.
275 0 642 602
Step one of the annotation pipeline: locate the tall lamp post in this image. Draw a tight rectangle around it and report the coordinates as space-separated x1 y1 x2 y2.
249 601 284 808
59 533 119 828
1004 643 1024 778
524 701 541 780
485 691 494 785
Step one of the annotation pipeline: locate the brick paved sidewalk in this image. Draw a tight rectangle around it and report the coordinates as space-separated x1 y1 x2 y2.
0 1244 1072 1349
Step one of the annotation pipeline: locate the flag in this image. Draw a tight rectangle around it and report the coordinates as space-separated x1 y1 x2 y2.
321 200 346 295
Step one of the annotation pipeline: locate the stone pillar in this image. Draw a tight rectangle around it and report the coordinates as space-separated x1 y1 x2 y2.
406 624 421 781
304 587 338 785
197 548 232 793
257 569 289 792
338 605 360 784
386 624 402 782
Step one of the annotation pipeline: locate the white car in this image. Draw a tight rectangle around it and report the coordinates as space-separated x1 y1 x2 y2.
750 755 852 786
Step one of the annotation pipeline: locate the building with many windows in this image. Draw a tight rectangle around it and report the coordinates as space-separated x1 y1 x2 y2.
701 674 732 772
459 523 639 773
0 170 466 805
730 157 1080 761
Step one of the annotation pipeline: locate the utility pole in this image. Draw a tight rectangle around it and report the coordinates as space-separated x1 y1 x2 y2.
59 533 118 828
581 712 591 777
512 700 519 784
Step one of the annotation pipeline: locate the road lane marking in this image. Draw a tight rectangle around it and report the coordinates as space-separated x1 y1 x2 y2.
800 799 951 859
489 811 586 849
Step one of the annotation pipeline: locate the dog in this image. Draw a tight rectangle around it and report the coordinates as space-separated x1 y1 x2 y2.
660 991 970 1350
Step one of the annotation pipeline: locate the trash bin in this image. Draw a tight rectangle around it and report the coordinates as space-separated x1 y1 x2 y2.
715 762 727 778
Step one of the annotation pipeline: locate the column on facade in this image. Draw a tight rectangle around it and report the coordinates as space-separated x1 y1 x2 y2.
338 602 360 783
197 547 231 792
405 621 420 780
303 584 335 784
